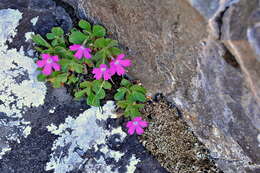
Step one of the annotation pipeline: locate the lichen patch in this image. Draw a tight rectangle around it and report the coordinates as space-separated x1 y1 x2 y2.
0 9 47 159
46 101 139 173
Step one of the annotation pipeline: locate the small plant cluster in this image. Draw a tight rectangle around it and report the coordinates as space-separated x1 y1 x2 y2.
32 20 148 135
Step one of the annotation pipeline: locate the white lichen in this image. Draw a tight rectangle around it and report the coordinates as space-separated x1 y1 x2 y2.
49 107 56 113
30 16 39 26
126 155 140 173
46 101 139 173
24 32 34 42
0 9 46 159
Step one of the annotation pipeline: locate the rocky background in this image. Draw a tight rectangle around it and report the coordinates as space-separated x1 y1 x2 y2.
0 0 259 173
70 0 259 172
0 1 167 173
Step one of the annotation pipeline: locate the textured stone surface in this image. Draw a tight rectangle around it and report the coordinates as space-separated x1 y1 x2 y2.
0 1 167 173
81 0 207 95
221 0 260 106
80 0 260 172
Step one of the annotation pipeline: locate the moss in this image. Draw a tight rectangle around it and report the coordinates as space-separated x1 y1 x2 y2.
139 98 223 173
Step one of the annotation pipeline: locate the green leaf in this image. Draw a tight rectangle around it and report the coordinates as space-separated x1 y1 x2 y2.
56 73 68 83
46 33 55 40
130 85 147 94
114 88 127 100
133 104 145 109
94 38 106 48
83 58 94 67
49 71 60 77
120 79 131 87
95 88 106 99
52 74 67 88
93 25 106 37
69 31 88 44
67 75 78 84
87 92 100 107
53 80 62 88
93 50 106 61
59 59 72 70
34 47 44 53
71 63 83 73
116 100 132 108
54 47 74 59
37 73 47 81
107 39 118 47
32 34 51 48
79 20 91 32
80 81 92 88
52 27 64 36
74 89 87 99
132 91 146 102
51 39 58 46
110 47 122 55
103 81 112 89
114 91 125 101
125 105 141 118
42 49 54 54
92 80 102 92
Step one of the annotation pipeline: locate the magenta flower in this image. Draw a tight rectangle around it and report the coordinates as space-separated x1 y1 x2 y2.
109 54 131 76
92 64 112 80
126 117 148 135
69 44 92 59
36 54 60 75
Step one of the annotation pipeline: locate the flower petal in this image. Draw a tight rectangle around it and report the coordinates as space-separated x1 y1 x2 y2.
103 71 111 80
135 126 144 135
69 44 81 51
83 49 92 59
116 65 125 75
85 48 92 52
117 54 125 60
120 59 131 67
100 64 107 69
42 64 52 75
139 120 148 128
51 55 59 62
42 54 50 60
92 68 102 80
74 49 83 59
128 126 136 135
36 60 46 68
126 121 133 128
109 66 116 75
52 63 61 71
133 117 142 122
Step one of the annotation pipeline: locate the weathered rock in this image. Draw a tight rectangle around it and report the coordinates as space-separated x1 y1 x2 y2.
79 0 260 172
0 1 167 173
221 0 260 106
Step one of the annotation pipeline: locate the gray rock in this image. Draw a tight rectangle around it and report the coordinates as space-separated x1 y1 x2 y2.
0 1 167 173
221 0 260 107
79 0 260 172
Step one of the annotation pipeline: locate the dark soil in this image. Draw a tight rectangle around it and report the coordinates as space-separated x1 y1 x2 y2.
139 96 223 173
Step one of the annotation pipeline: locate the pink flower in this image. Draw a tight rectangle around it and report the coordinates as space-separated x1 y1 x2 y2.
109 54 131 76
92 64 112 80
126 117 148 135
36 54 60 75
69 44 92 59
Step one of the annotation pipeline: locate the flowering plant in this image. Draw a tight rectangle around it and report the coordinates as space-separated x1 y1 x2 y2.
32 20 148 135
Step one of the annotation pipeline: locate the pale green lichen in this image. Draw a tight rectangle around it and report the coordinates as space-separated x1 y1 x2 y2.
46 101 139 173
0 9 47 159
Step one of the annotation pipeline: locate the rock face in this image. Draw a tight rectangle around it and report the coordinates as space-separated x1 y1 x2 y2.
221 0 260 105
0 1 167 173
78 0 260 172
